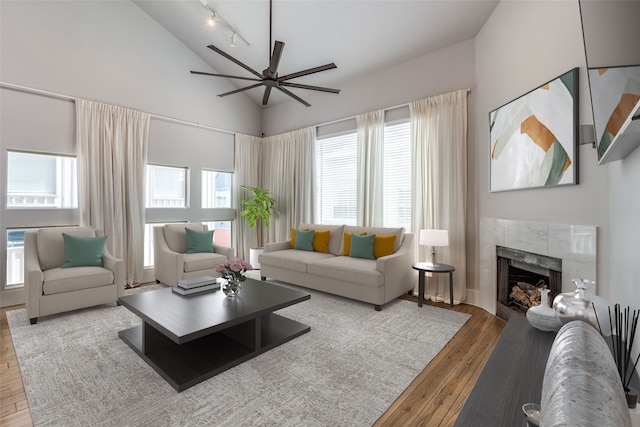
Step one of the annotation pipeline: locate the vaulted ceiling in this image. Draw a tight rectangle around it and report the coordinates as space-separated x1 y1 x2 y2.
132 0 499 107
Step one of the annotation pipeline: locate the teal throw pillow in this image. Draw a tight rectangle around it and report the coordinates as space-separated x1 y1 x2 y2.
185 228 215 253
349 233 376 260
61 233 107 268
294 229 315 252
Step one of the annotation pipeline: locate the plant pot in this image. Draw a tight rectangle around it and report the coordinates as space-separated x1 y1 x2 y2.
250 247 263 269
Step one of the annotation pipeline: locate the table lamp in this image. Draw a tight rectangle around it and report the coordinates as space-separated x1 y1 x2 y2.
419 229 449 266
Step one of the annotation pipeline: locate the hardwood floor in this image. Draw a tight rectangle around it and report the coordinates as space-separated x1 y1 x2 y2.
0 295 504 427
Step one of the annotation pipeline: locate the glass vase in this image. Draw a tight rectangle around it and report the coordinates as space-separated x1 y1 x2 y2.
222 277 241 297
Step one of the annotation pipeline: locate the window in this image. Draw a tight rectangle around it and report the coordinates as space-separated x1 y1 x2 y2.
202 170 232 208
383 122 411 230
315 121 412 229
315 132 358 225
7 151 77 208
145 165 187 208
5 228 33 287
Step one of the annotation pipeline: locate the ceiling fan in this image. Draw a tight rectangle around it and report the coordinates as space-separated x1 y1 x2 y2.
191 0 340 107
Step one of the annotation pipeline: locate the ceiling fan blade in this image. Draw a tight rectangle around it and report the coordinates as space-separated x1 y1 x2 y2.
218 83 264 98
206 44 263 79
262 86 273 105
190 71 262 82
279 82 340 94
266 41 285 78
276 86 311 107
278 63 337 82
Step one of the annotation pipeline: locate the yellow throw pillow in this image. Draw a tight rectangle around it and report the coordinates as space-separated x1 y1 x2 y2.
374 234 397 259
290 228 297 249
313 230 331 253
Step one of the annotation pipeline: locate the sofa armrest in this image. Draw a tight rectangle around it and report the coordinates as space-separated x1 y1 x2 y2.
213 245 235 260
102 250 125 298
153 226 185 285
24 231 44 320
376 232 416 300
264 241 291 253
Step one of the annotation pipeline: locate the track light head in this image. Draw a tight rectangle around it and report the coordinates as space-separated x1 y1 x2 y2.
207 12 216 27
230 33 236 48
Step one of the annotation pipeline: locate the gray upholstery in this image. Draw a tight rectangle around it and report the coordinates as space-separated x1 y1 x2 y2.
153 223 235 286
260 224 415 309
24 226 125 324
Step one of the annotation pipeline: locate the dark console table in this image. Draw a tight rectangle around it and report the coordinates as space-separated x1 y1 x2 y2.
453 315 556 426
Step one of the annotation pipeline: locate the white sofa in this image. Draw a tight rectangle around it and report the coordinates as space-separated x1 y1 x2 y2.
153 223 235 286
24 226 125 324
259 223 416 310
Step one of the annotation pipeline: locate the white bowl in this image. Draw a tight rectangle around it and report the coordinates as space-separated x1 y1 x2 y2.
522 402 541 426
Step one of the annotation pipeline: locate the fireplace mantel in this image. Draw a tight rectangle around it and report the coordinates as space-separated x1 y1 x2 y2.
477 218 597 315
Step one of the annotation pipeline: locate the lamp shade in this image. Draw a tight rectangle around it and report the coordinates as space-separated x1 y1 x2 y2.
419 229 449 247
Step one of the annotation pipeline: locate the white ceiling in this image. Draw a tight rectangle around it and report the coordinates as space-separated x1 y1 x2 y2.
132 0 499 108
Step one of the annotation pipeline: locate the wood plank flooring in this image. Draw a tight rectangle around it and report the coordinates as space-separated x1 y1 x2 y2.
0 295 504 427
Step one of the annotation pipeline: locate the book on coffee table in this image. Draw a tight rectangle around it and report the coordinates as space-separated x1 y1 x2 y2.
172 283 219 296
176 276 217 290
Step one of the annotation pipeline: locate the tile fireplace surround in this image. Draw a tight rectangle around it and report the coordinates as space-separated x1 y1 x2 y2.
478 218 597 315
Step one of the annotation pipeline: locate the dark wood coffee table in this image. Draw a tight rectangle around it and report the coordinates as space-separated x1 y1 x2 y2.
118 278 310 392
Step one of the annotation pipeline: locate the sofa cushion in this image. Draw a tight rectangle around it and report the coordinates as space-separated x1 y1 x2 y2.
164 223 206 253
307 256 384 287
37 226 96 270
183 252 227 273
349 233 376 260
61 233 107 268
341 226 405 254
42 266 114 295
298 223 345 256
185 228 214 253
294 229 315 251
260 249 334 273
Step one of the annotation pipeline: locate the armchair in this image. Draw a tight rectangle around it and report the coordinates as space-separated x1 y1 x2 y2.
153 223 234 286
24 226 125 325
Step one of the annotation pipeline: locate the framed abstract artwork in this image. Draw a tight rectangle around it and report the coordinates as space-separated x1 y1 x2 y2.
587 64 640 162
489 68 579 192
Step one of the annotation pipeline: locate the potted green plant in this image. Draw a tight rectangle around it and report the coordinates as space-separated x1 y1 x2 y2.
240 185 279 268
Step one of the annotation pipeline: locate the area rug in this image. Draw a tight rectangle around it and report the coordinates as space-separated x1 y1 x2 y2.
7 282 469 427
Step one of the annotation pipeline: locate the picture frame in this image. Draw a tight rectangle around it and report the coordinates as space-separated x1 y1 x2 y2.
489 68 579 192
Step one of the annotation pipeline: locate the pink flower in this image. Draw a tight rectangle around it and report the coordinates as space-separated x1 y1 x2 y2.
215 264 225 273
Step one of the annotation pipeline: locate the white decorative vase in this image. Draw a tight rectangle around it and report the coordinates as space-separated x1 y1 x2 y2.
249 248 263 270
526 288 562 332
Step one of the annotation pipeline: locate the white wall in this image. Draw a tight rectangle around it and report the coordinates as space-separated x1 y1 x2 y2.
473 1 612 300
0 0 262 136
263 39 477 137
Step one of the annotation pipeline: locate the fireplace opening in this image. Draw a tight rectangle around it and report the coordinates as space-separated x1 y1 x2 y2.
496 246 562 320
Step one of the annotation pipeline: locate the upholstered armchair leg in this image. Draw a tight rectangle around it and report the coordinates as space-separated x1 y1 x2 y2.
156 279 160 284
408 290 413 296
29 318 38 325
374 305 382 311
261 276 267 281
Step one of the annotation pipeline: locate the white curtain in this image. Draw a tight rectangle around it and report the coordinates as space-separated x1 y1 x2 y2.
75 99 150 287
356 110 384 226
263 127 315 244
234 133 262 261
410 89 468 304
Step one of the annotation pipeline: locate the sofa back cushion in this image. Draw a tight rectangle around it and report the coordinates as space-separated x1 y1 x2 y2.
298 223 345 256
341 226 405 255
37 226 97 270
164 223 206 253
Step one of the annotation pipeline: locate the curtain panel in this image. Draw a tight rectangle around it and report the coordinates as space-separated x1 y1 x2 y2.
262 127 315 245
234 133 262 261
75 99 150 287
356 110 384 227
410 89 468 304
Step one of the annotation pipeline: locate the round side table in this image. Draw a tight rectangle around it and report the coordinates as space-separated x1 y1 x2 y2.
411 262 455 307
